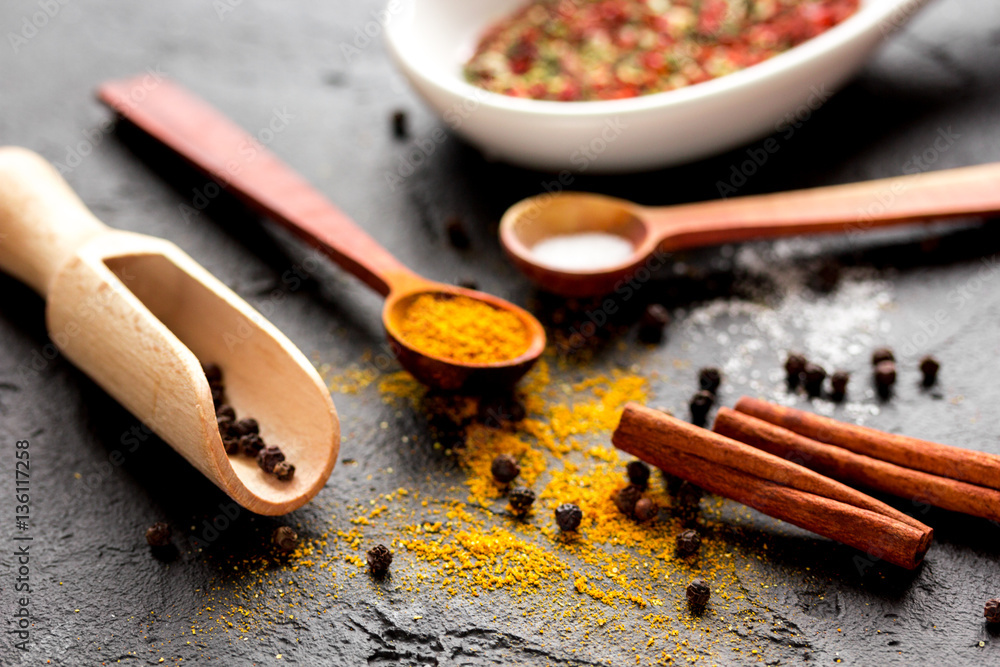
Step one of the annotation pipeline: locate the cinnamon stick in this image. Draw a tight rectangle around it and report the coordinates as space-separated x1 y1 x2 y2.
612 404 933 569
735 396 1000 490
715 407 1000 522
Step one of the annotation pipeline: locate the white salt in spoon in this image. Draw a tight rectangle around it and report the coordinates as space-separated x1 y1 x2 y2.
501 164 1000 296
0 147 339 515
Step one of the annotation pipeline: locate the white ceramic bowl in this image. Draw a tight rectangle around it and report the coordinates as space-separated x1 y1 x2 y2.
385 0 928 173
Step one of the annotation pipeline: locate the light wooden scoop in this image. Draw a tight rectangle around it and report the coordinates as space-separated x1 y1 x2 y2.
501 164 1000 296
0 147 339 515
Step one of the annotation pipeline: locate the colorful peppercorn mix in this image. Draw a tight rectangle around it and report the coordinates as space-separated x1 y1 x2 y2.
465 0 860 101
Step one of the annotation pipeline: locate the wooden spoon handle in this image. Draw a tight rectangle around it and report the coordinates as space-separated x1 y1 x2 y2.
0 147 108 297
648 162 1000 251
98 77 413 297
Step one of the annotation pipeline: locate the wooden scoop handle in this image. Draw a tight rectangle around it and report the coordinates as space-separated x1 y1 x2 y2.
0 147 108 297
649 162 1000 250
98 77 414 297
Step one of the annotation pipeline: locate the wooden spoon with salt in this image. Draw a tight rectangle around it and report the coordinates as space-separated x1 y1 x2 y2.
0 147 338 515
501 163 1000 296
98 77 545 392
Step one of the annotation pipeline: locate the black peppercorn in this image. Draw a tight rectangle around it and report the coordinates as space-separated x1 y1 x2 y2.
445 216 471 249
676 529 701 556
508 487 535 515
479 394 526 425
872 347 895 366
638 304 671 344
698 367 722 394
216 404 236 422
784 353 807 387
491 454 521 485
626 460 651 489
257 445 285 473
391 109 408 139
614 484 643 517
145 522 172 547
203 363 223 386
689 390 715 427
985 599 1000 624
686 578 711 609
803 363 826 397
273 461 295 481
272 526 299 553
920 355 940 387
240 433 265 457
633 497 658 522
675 481 704 522
222 436 241 455
809 260 840 293
233 418 259 437
874 360 896 398
554 503 583 532
830 371 849 401
367 544 393 576
211 385 225 407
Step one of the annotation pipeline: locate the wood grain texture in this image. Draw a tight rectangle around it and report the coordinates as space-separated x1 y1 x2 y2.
612 403 932 569
735 396 1000 491
714 407 1000 522
0 147 339 515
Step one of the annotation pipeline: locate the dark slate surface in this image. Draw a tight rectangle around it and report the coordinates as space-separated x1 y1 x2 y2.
2 0 1000 664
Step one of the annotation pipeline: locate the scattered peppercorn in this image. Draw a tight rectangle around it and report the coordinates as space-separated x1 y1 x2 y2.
491 453 521 485
784 352 807 387
920 355 940 387
257 445 286 473
872 347 895 365
803 363 827 397
626 460 651 490
698 367 721 394
676 529 701 556
445 216 471 249
674 481 703 525
480 394 526 425
874 360 897 398
689 390 715 427
391 109 408 139
273 461 296 481
145 522 172 548
508 486 536 515
686 578 711 609
633 497 658 522
830 371 850 401
985 598 1000 624
367 544 393 576
614 484 643 517
809 259 841 293
554 503 583 532
272 526 299 553
637 304 670 344
216 404 235 422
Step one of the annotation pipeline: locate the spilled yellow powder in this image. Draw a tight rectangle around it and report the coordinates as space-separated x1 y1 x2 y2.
187 350 789 665
396 293 530 364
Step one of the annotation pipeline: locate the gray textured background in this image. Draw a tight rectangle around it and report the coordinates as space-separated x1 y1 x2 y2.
2 0 1000 664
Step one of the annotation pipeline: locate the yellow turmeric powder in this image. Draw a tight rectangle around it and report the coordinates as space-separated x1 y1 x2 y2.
396 293 530 364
